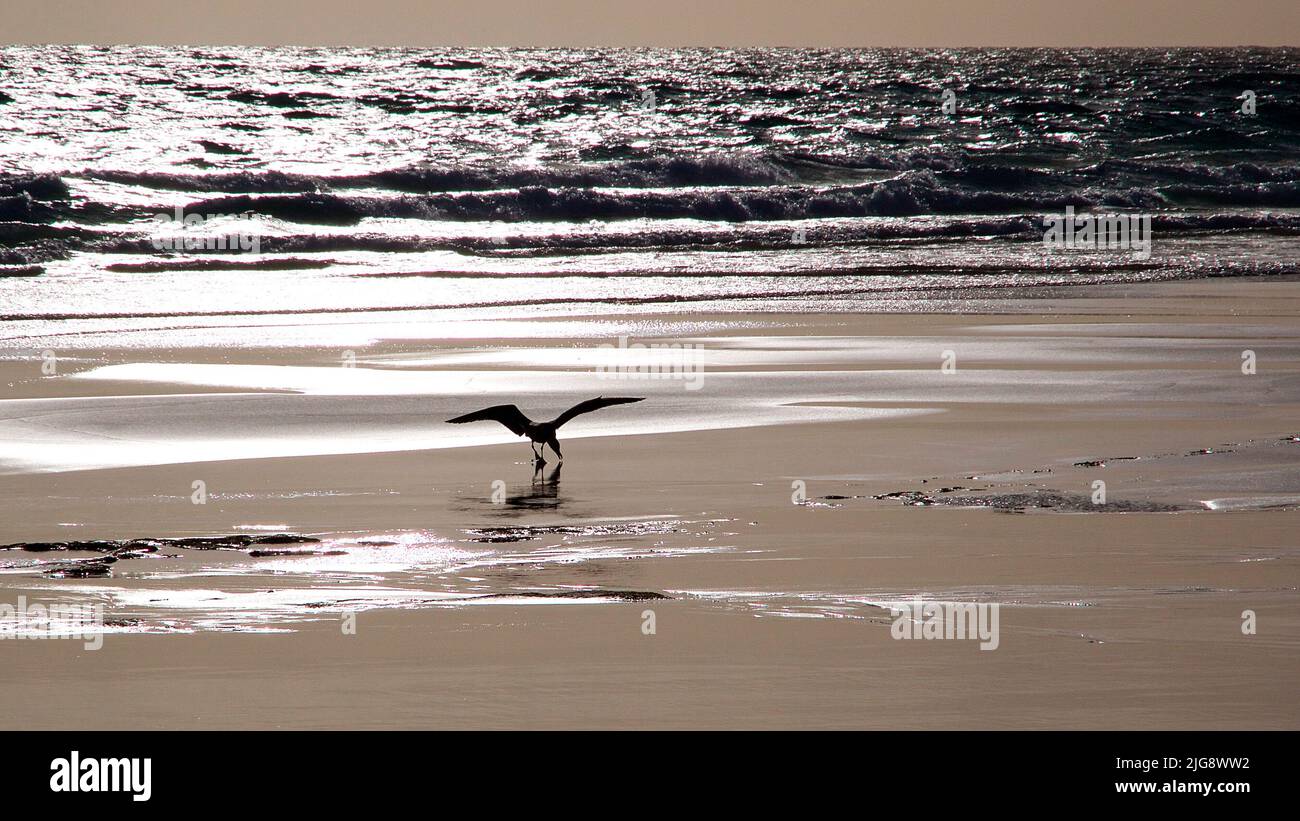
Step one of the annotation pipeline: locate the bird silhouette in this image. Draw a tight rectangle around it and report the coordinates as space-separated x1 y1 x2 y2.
446 396 644 463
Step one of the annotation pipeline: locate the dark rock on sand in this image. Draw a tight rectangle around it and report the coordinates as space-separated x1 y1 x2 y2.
1 533 320 554
871 490 935 506
1073 456 1140 467
5 542 68 552
478 589 671 602
0 265 44 277
875 489 1189 513
248 533 321 545
248 548 347 557
43 557 116 578
463 521 679 543
165 534 321 550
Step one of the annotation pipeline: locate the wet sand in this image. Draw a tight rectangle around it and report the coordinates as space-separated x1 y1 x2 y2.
1 278 1299 728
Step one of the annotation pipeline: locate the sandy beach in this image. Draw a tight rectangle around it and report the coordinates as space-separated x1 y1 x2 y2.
1 277 1296 729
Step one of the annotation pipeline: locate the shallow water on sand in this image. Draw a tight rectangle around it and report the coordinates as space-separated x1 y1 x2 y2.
2 299 1299 644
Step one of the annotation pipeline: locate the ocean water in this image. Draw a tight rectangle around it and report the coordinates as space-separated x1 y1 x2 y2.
1 46 1298 329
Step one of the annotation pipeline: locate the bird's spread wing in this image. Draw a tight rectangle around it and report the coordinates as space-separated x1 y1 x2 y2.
445 404 531 436
551 396 644 429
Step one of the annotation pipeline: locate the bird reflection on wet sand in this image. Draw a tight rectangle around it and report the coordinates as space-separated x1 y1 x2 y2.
493 462 565 514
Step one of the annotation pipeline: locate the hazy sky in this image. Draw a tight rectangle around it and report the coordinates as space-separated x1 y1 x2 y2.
1 0 1296 47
